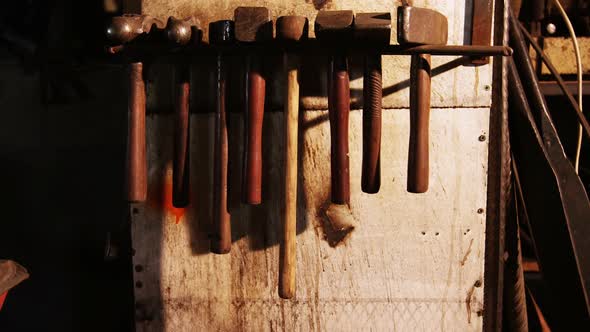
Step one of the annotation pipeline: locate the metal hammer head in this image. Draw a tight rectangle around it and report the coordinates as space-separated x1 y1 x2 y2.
315 10 354 41
234 7 273 42
107 14 164 45
165 16 201 46
276 16 309 41
354 12 391 44
397 6 448 45
209 20 235 45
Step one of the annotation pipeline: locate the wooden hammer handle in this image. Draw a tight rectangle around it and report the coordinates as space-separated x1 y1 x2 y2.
211 56 232 254
329 56 350 205
361 54 382 194
243 59 265 205
172 64 190 208
126 62 147 202
407 53 431 193
280 54 299 299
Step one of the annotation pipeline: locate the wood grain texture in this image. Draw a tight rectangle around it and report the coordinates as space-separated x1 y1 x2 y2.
141 1 495 110
280 54 299 299
361 54 382 194
126 62 147 202
407 53 431 194
133 108 489 331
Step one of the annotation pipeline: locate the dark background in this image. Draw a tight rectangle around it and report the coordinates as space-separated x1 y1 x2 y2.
0 1 135 331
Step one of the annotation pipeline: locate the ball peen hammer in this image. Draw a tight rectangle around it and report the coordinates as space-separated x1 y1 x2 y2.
165 17 201 208
276 15 308 299
234 7 273 205
209 20 235 254
397 5 448 193
107 15 165 202
354 13 391 194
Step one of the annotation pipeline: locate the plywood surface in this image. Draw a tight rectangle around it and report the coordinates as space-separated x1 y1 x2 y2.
132 110 489 331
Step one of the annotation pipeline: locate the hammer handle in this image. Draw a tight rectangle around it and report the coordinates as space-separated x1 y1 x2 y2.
243 58 265 205
172 64 190 207
126 62 147 202
361 54 382 194
329 56 350 205
211 55 232 254
408 53 431 193
280 53 299 299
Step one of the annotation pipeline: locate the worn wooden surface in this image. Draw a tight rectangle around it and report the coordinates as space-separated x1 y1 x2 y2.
533 37 590 76
130 1 494 331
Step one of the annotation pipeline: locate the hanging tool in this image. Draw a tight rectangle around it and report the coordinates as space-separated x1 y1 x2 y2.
315 10 356 243
209 20 235 254
276 15 308 299
107 15 165 202
234 7 273 205
354 12 391 194
165 17 201 208
397 5 448 193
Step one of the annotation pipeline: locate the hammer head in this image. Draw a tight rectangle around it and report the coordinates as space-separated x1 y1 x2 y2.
276 16 309 41
165 16 201 46
234 7 273 42
209 20 235 45
314 10 354 41
353 12 391 45
107 14 164 45
397 6 448 45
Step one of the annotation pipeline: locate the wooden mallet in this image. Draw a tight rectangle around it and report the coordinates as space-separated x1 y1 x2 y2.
165 17 201 208
315 11 356 243
209 20 235 254
276 15 308 299
234 7 273 205
397 5 448 193
354 12 391 194
107 15 164 202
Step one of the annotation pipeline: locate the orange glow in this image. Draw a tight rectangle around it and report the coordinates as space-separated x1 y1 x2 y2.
148 172 187 224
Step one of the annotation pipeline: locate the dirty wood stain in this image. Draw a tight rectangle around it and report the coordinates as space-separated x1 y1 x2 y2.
460 238 474 266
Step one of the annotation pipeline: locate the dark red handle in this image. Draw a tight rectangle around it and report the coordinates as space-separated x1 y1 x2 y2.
172 64 190 207
126 62 147 202
329 56 350 205
361 54 382 194
407 53 431 193
242 60 265 205
211 57 231 254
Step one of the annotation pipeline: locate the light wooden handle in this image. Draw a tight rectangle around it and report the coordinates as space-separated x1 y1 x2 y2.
279 54 299 299
329 55 350 205
243 59 265 205
408 53 431 193
361 54 382 194
126 62 147 202
211 56 232 254
172 64 190 207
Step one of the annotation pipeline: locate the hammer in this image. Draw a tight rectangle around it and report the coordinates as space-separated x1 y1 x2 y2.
234 7 273 205
354 13 391 194
315 11 356 241
397 4 448 193
165 17 201 208
107 15 164 202
209 20 235 254
276 15 308 299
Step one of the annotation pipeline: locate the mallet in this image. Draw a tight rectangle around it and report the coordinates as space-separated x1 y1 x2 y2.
107 15 164 202
397 5 448 193
234 7 273 205
276 15 308 299
165 17 201 208
209 20 235 254
354 12 391 194
315 11 356 241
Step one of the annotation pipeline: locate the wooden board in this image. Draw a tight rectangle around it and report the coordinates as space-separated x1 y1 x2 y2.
132 109 489 331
